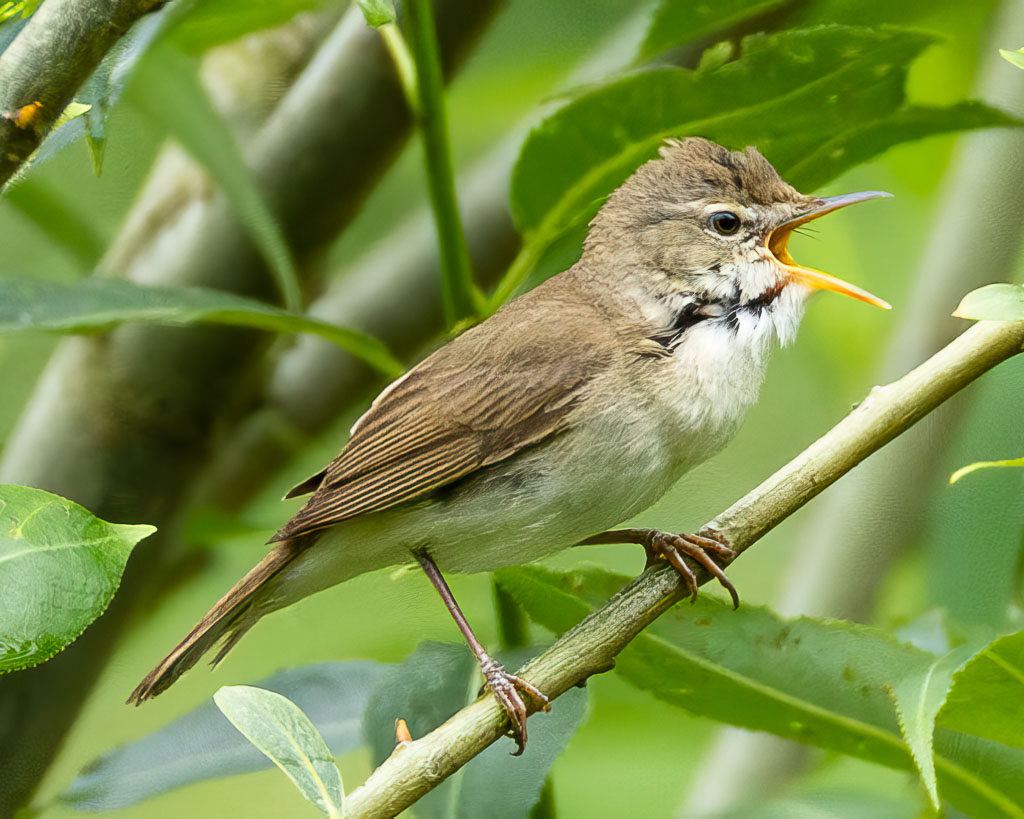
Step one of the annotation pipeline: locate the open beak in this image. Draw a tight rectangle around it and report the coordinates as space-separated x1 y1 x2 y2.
767 191 892 310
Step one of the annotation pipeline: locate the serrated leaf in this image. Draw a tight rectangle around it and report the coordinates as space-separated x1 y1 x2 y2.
640 0 788 61
498 26 1015 306
938 630 1024 750
0 485 155 673
63 661 385 811
888 645 975 809
782 102 1019 193
357 0 395 28
640 0 942 62
363 641 588 818
0 276 403 377
497 565 1024 818
953 283 1024 320
126 43 303 311
1001 48 1024 71
512 27 930 240
214 685 344 817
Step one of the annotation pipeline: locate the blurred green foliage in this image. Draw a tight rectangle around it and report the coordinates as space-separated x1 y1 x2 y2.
1 0 1023 816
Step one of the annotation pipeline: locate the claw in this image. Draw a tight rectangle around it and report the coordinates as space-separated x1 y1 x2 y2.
479 656 549 755
647 530 740 609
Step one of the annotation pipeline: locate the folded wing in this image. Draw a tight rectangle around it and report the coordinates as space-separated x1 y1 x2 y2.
272 287 617 541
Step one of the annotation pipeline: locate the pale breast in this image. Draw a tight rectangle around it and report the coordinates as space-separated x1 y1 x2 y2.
649 319 773 470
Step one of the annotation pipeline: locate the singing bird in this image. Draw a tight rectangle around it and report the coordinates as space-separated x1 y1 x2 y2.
130 138 890 751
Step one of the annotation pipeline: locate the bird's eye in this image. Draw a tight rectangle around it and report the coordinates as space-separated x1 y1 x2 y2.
709 211 741 235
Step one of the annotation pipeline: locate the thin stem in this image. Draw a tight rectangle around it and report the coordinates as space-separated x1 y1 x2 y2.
342 318 1024 817
486 238 544 313
403 0 482 326
379 22 419 115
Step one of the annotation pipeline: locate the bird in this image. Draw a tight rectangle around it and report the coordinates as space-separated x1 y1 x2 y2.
129 137 890 752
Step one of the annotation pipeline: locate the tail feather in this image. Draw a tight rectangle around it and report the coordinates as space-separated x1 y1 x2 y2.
127 539 306 705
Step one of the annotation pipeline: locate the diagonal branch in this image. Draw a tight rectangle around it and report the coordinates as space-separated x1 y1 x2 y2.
0 0 165 190
342 317 1024 818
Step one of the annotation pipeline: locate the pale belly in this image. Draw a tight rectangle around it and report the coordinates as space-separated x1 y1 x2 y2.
274 388 743 611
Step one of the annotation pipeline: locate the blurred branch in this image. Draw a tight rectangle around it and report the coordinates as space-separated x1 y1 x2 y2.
342 318 1024 818
0 1 501 812
0 0 164 190
684 0 1024 809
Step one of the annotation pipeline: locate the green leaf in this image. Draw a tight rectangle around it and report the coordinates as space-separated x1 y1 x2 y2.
2 177 106 268
939 630 1024 750
28 6 176 175
640 0 789 62
888 645 976 809
364 641 476 764
640 0 944 62
0 0 32 23
214 685 344 818
63 661 385 810
782 102 1019 193
0 485 155 673
950 457 1024 485
498 26 1016 307
363 641 589 818
497 566 1024 818
127 44 303 311
357 0 396 28
0 277 403 377
953 283 1024 321
1001 48 1024 71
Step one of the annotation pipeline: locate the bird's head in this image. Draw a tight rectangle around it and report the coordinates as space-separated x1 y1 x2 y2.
584 137 890 347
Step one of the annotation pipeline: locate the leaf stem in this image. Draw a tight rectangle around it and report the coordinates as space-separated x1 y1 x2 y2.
379 22 419 115
402 0 482 327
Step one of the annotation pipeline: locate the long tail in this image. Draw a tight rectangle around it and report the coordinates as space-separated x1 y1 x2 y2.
127 538 307 705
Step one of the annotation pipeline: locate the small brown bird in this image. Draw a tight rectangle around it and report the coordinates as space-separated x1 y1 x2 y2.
130 138 889 752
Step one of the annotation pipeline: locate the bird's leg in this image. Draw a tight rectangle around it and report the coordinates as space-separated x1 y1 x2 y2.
577 527 739 608
414 550 549 755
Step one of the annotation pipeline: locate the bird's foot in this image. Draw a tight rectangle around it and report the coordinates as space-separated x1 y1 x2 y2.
577 527 738 605
643 529 739 608
478 655 550 755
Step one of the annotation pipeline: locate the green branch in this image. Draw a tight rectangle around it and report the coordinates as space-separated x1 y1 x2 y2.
0 0 164 191
341 317 1024 817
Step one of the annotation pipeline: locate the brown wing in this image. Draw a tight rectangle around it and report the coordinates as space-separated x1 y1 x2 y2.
271 282 617 542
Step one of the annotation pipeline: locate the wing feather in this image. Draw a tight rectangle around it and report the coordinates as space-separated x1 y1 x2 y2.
271 281 618 542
